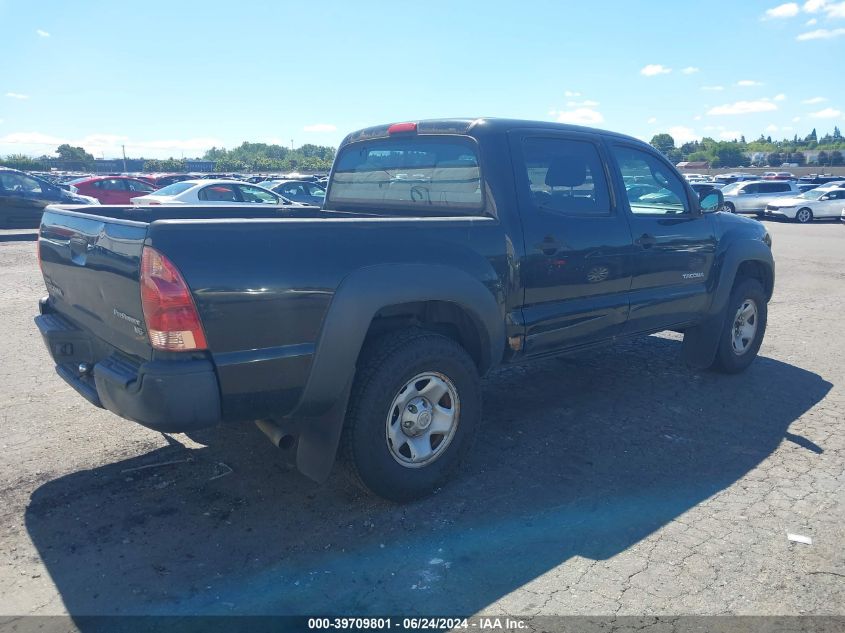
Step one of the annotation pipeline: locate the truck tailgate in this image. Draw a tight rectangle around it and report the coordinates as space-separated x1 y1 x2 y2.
38 208 152 361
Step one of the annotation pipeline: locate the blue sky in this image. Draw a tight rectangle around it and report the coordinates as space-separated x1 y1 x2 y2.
1 0 844 159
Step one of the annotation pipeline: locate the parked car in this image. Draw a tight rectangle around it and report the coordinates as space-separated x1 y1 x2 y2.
69 176 157 205
34 118 774 501
797 183 820 193
141 173 197 188
259 179 326 206
714 173 759 185
625 183 661 200
0 167 98 228
765 186 845 223
798 174 843 185
130 179 304 207
721 180 801 216
762 171 795 181
638 182 723 207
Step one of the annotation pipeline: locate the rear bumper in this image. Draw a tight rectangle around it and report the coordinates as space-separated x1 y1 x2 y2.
35 300 222 432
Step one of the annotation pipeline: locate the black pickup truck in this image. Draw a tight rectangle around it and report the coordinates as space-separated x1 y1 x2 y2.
35 118 774 501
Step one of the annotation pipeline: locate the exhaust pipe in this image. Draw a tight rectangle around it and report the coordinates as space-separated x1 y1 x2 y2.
255 419 296 450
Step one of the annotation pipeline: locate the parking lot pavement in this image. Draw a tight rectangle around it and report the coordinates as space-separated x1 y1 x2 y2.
0 220 843 620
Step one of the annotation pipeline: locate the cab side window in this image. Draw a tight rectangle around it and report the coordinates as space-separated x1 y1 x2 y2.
521 137 611 216
0 172 44 194
611 145 689 215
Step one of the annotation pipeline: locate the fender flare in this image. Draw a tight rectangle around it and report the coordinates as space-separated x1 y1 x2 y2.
291 263 505 482
683 240 774 369
706 239 774 318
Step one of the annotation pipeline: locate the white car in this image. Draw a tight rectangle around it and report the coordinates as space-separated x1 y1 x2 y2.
764 185 845 223
131 179 303 208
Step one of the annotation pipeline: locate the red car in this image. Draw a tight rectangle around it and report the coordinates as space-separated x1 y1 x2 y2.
69 176 157 205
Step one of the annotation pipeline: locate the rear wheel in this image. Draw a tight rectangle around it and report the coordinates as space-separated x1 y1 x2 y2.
341 329 481 502
723 202 736 214
710 278 767 374
795 207 813 224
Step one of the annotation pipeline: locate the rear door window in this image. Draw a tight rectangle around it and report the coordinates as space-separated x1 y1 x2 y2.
198 184 240 202
520 137 610 216
328 137 482 213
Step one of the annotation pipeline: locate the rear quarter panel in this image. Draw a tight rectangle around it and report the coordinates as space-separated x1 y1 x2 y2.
147 216 511 422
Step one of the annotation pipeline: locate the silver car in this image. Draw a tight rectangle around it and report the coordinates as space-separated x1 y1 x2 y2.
721 180 801 217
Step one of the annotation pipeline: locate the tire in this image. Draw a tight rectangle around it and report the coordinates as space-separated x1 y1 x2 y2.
795 207 813 224
341 328 481 502
723 202 736 214
710 278 767 374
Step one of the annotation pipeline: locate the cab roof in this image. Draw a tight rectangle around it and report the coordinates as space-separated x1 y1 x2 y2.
339 117 646 148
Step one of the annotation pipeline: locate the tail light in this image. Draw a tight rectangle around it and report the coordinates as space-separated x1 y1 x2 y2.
140 247 207 351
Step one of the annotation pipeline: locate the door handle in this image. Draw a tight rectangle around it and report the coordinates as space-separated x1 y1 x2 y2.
636 233 657 248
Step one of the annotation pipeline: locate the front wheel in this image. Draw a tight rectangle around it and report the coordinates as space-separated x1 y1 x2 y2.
341 329 481 501
795 207 813 224
710 278 767 374
723 202 736 214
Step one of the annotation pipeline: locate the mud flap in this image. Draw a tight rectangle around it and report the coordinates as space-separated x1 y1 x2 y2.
681 312 725 370
294 377 354 483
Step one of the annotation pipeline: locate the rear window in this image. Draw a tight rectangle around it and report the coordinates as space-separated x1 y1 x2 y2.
154 182 195 196
328 137 482 212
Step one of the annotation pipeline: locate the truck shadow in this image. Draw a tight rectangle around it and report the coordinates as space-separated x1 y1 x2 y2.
25 336 832 618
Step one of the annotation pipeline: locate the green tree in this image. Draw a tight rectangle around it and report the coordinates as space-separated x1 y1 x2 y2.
817 150 829 166
55 144 94 165
831 150 844 166
649 133 675 155
0 154 48 171
714 143 746 167
767 152 782 166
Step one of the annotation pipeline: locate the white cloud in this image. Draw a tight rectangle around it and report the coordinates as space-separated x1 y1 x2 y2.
707 100 779 115
803 0 826 11
36 29 50 37
825 1 845 17
0 132 226 159
802 96 827 103
566 99 599 107
773 93 787 101
0 131 65 145
719 131 742 140
806 17 819 23
766 124 780 132
701 85 724 91
640 64 671 76
703 125 725 131
564 90 581 97
668 126 698 143
797 27 845 39
737 79 763 86
556 108 604 125
647 117 657 124
810 107 843 118
793 116 802 122
694 115 703 121
303 123 337 133
5 92 29 100
682 66 700 74
764 2 800 18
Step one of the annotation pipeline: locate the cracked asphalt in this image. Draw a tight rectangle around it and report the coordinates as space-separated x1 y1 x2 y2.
0 219 843 620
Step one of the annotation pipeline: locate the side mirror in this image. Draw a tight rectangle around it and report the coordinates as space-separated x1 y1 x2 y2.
737 189 748 195
820 194 831 200
699 189 723 214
